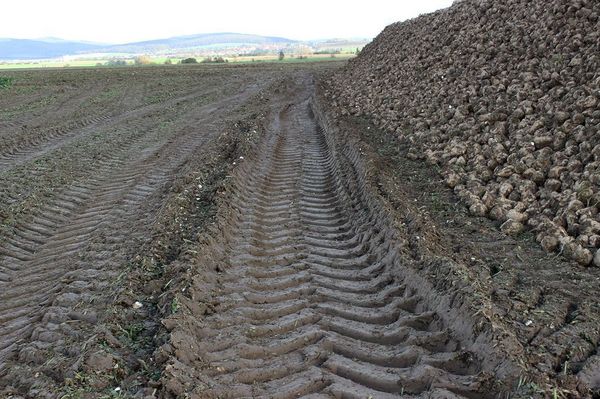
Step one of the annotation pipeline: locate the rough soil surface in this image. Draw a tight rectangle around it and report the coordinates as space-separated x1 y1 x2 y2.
0 60 598 398
0 63 340 398
327 0 600 268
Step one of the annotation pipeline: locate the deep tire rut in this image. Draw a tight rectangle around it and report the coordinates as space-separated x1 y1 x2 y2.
189 82 490 398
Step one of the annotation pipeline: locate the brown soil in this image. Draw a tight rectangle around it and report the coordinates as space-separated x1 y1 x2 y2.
151 74 512 399
0 63 340 398
0 63 598 398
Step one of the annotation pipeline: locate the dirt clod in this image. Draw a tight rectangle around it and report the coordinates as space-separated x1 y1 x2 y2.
85 351 115 373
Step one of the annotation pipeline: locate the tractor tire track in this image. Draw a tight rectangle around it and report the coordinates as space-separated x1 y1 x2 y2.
168 76 498 398
0 114 112 168
0 86 220 173
0 81 267 370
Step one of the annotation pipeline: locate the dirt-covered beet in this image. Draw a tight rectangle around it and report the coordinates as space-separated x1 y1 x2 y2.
327 0 600 267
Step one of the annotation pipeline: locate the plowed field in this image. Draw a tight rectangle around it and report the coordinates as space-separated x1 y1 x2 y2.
1 65 598 398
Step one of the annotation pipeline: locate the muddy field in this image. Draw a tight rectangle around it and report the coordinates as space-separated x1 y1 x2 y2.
0 63 599 398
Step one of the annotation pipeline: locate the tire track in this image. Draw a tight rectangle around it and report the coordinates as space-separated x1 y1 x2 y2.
174 77 495 398
0 115 112 167
0 86 220 173
0 81 266 370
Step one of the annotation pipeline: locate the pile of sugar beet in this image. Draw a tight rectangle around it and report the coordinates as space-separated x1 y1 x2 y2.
326 0 600 266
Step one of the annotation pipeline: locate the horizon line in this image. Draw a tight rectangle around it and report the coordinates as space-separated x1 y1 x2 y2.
0 32 374 47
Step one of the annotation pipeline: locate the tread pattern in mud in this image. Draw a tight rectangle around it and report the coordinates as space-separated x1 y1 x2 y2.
192 98 488 398
0 85 265 370
0 86 219 174
0 114 112 171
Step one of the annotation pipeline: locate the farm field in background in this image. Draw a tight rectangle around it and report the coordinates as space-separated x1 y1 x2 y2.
0 53 356 70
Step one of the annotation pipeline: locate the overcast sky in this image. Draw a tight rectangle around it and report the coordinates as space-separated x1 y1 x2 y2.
1 0 453 43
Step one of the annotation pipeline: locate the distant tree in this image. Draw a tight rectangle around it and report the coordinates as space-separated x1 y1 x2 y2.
134 55 153 65
278 50 285 61
181 57 198 64
355 47 360 55
314 49 340 55
164 59 173 65
201 56 228 64
107 59 127 66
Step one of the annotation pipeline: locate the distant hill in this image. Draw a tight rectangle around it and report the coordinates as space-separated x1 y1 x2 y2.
0 38 100 60
99 33 296 54
0 33 298 60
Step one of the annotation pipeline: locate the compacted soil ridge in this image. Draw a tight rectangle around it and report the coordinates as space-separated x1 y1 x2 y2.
0 85 218 173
